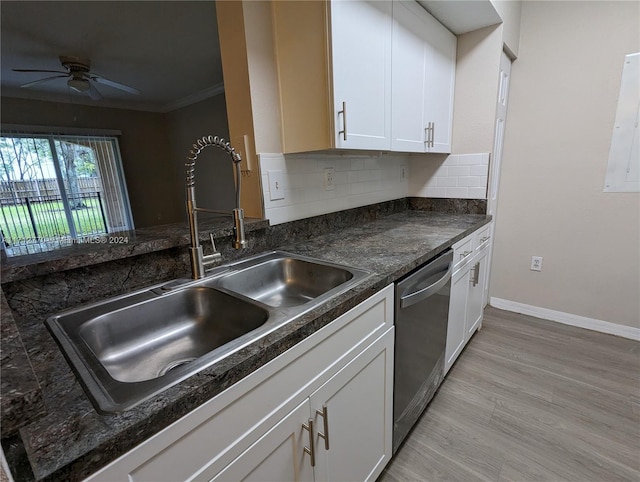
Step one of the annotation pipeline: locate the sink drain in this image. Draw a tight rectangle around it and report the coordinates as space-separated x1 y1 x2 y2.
159 357 197 377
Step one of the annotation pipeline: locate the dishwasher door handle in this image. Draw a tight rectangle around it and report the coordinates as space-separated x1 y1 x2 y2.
400 262 453 309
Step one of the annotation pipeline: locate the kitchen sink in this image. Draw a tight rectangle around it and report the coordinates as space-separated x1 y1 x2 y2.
214 256 355 307
78 287 269 383
46 251 370 413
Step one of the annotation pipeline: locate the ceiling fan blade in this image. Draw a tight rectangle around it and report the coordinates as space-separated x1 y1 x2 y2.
13 69 67 74
88 81 103 101
91 75 141 95
20 75 69 88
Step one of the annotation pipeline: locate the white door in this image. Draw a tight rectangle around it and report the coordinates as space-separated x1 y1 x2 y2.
445 267 470 374
488 51 513 216
310 332 394 482
209 400 314 482
331 0 392 150
486 51 513 305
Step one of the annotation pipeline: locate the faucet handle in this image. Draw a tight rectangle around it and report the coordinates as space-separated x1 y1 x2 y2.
202 233 222 267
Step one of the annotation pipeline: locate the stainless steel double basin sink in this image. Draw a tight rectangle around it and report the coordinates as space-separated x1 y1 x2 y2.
46 251 369 413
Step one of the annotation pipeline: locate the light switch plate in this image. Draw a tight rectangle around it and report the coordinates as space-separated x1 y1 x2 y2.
268 170 285 201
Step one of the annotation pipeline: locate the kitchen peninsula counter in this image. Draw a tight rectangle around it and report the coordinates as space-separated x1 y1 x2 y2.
1 201 490 481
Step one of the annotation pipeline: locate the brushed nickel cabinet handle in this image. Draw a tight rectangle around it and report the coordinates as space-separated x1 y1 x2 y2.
338 101 347 141
480 236 490 243
460 250 472 259
302 419 315 467
316 406 330 450
430 122 435 147
471 262 480 286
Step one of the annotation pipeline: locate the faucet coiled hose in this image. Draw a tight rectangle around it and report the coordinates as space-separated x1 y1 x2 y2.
185 135 243 208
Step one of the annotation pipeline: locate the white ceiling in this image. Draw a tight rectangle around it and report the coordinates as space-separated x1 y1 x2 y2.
0 1 224 112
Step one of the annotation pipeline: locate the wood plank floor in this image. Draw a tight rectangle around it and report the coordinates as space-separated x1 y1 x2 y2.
379 306 640 482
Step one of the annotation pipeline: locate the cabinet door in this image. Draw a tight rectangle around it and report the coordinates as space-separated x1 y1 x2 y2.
209 400 314 482
422 6 456 153
391 0 428 152
331 0 392 150
391 1 455 154
310 331 394 482
445 266 470 374
466 250 489 338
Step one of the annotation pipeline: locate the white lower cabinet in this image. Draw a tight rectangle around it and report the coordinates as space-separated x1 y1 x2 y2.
465 247 489 339
215 332 393 482
211 400 314 482
310 333 392 482
445 262 471 372
445 224 493 374
86 285 394 482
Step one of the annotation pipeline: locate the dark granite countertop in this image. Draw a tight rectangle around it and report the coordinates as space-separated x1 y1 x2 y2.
9 210 491 481
1 217 270 284
0 291 47 436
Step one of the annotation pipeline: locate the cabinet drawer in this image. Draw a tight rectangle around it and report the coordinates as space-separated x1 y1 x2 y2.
453 236 473 273
87 285 394 482
473 225 492 252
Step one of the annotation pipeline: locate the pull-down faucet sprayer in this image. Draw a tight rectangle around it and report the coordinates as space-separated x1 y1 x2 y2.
185 135 247 279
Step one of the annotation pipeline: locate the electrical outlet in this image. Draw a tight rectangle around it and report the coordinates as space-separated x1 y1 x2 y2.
324 168 335 191
531 256 543 271
268 170 285 201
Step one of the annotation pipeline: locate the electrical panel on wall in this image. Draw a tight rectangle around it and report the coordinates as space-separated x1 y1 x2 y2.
604 52 639 193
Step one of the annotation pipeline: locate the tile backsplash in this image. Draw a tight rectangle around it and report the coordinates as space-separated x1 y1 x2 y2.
259 152 490 225
409 153 490 199
260 153 409 225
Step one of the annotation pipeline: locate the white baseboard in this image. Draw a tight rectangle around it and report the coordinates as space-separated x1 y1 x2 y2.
489 297 640 341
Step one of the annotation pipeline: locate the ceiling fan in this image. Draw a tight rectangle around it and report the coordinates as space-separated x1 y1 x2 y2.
12 55 141 101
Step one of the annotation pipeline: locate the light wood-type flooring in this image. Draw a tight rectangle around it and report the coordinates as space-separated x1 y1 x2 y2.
379 306 640 482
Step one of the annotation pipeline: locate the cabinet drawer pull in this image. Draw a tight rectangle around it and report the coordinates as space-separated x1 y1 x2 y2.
316 405 330 450
480 236 490 243
338 101 347 141
302 419 315 466
460 250 472 259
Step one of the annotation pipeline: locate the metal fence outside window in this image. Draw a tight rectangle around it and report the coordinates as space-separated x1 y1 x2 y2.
1 192 108 254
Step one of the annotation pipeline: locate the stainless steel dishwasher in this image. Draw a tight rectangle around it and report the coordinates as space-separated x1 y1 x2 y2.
393 249 453 453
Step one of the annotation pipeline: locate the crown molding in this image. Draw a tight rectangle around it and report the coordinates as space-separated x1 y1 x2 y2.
161 83 225 113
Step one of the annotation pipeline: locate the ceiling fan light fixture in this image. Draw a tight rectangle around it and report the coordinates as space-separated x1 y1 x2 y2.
67 77 90 92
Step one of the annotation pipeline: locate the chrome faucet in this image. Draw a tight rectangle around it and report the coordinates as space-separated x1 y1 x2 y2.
185 135 248 279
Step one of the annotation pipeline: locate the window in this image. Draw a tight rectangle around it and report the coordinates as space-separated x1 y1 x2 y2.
0 127 134 256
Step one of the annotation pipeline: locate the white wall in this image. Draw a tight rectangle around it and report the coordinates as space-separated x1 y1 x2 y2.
491 0 522 57
450 24 504 154
261 152 408 225
492 1 640 329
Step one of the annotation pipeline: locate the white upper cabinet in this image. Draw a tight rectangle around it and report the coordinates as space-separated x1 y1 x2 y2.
273 0 393 153
391 0 456 153
273 0 455 154
331 0 393 150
